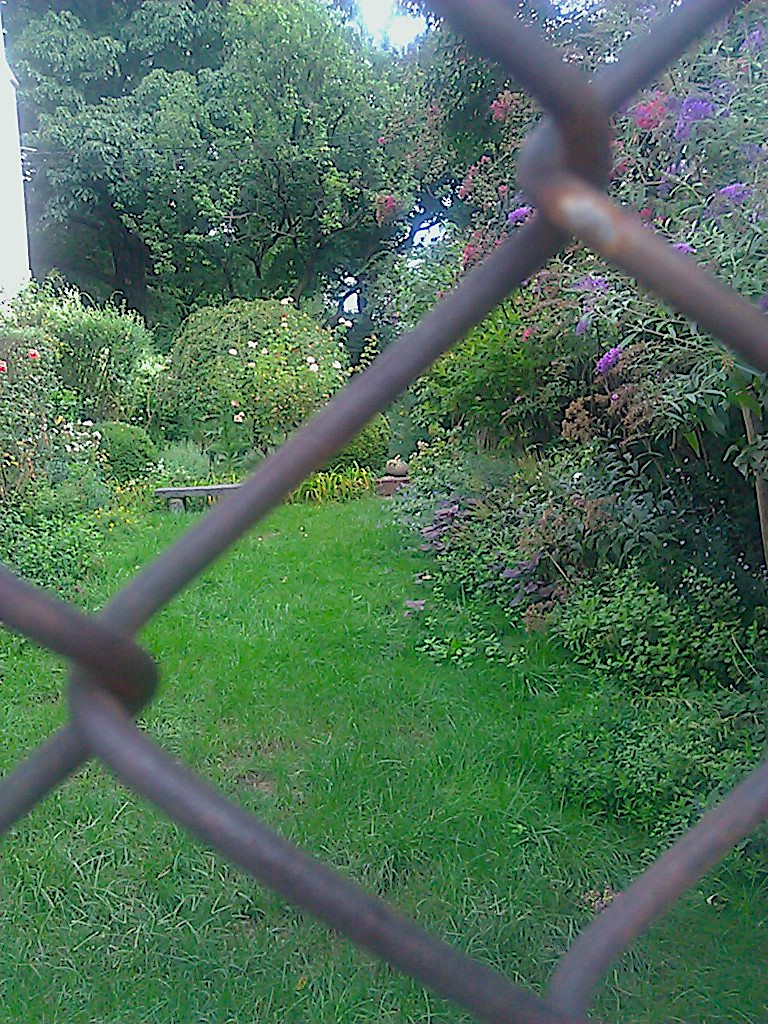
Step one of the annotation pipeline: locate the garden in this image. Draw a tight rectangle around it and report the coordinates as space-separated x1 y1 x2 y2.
1 0 767 1021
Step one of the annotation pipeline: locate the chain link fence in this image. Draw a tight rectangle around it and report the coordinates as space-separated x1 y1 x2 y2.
1 2 767 1021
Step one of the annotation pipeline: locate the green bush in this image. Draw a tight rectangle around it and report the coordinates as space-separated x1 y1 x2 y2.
553 567 768 693
0 483 103 593
161 299 348 457
548 680 766 864
331 414 391 472
289 465 374 504
99 422 158 482
155 441 213 486
2 281 157 421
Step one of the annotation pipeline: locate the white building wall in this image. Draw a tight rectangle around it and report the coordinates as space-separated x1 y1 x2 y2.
0 9 30 301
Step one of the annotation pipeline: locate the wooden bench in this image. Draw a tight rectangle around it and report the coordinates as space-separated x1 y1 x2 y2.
154 484 241 512
156 476 410 510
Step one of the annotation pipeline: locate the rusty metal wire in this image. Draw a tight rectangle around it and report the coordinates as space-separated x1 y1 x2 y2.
1 1 766 1021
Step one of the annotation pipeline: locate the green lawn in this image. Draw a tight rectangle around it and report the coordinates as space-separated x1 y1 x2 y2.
0 498 765 1023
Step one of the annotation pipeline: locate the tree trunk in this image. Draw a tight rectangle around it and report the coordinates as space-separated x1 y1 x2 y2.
741 406 768 570
109 221 151 320
292 248 318 305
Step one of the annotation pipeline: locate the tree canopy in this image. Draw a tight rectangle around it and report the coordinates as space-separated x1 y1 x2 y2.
8 0 408 329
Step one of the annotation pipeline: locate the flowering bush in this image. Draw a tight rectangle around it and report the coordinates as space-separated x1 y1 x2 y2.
163 299 348 460
2 282 157 421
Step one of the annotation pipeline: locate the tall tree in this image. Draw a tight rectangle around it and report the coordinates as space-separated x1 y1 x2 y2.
7 0 403 328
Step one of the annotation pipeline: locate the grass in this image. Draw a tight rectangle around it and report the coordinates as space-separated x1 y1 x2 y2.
0 497 765 1023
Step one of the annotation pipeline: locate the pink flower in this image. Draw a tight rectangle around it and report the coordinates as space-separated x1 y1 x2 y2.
377 135 388 146
521 327 534 343
629 92 667 130
27 349 40 360
0 361 6 373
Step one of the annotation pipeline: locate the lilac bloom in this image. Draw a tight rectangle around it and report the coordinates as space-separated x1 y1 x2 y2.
674 97 716 142
575 316 591 336
741 27 765 51
741 143 768 164
507 205 533 226
595 346 622 376
574 274 610 292
707 183 753 219
719 183 753 203
672 241 695 254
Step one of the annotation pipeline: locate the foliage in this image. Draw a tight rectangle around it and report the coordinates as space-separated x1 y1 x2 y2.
154 441 214 487
1 282 157 420
8 0 410 324
99 421 158 483
330 414 392 472
554 567 768 693
0 482 103 592
0 304 105 502
163 298 348 458
548 679 767 863
288 465 373 503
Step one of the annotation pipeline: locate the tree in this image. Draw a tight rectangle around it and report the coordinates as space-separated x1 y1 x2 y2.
7 0 405 328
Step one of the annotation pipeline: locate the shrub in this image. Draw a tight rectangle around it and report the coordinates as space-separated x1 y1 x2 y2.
553 567 768 693
289 465 373 503
1 281 157 420
155 441 213 486
99 422 158 482
330 414 391 472
548 680 766 864
0 483 103 593
162 299 348 457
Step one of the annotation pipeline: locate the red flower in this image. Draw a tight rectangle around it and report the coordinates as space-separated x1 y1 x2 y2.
27 349 40 360
0 361 7 373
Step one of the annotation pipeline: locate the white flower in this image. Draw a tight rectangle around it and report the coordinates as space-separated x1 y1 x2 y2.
248 340 258 349
82 419 93 427
309 363 319 372
228 348 238 356
306 356 316 364
280 297 294 306
332 360 342 370
247 361 255 369
261 347 268 355
233 412 245 423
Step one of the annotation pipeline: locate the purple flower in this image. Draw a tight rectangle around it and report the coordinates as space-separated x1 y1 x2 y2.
741 143 767 164
575 316 591 336
507 205 533 226
707 182 753 219
574 274 610 292
610 393 619 403
674 97 716 142
719 183 752 203
595 345 622 376
672 241 695 254
711 78 735 101
741 27 765 51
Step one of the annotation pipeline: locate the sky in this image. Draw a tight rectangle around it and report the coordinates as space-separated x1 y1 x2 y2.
356 0 427 49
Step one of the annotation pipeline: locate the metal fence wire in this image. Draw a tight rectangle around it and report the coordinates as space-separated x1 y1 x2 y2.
2 1 768 1021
